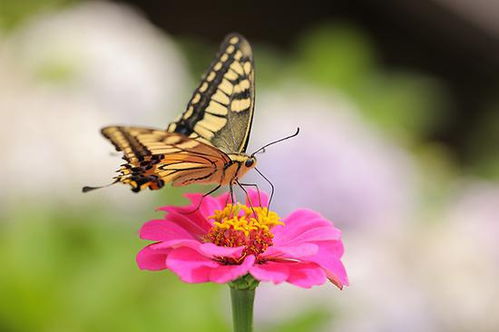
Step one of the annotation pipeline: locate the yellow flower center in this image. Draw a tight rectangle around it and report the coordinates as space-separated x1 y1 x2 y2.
204 204 283 263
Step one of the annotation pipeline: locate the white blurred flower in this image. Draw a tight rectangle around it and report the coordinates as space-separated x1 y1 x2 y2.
248 86 419 231
3 1 187 124
0 2 188 209
416 180 499 331
445 180 499 261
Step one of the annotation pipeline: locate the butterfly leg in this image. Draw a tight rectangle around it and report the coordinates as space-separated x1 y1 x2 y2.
206 184 222 195
182 184 222 215
254 167 275 211
236 180 257 215
237 182 262 207
225 183 236 206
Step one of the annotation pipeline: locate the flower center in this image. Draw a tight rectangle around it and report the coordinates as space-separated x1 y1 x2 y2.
204 204 283 262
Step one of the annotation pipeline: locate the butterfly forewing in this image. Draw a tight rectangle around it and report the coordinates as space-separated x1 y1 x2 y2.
167 33 255 154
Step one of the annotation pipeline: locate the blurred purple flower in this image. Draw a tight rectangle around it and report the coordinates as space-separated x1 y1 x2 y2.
248 87 419 231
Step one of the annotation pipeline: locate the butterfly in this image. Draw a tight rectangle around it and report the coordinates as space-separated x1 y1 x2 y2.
83 33 259 195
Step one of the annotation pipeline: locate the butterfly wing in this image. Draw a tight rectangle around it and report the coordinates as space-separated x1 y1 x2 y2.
101 126 230 192
167 33 255 154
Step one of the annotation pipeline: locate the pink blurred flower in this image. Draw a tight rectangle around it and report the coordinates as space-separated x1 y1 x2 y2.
136 190 348 289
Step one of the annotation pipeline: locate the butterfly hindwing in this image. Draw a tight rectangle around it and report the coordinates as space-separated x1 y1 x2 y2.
102 126 163 163
101 126 230 192
167 33 255 154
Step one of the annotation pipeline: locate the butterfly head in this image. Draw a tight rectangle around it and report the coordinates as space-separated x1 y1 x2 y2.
244 156 257 169
228 154 257 172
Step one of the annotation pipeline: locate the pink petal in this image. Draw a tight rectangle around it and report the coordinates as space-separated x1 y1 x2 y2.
274 209 341 246
198 243 245 258
166 247 255 284
284 209 332 227
273 226 341 247
305 242 349 287
245 189 269 208
186 266 216 283
185 193 224 218
326 260 349 289
136 244 171 271
157 194 203 214
139 219 195 241
159 193 229 230
150 239 244 259
166 247 219 283
319 240 345 258
162 211 211 237
150 238 202 250
250 261 290 284
286 262 327 288
251 261 327 288
208 255 256 283
215 192 232 207
262 243 319 259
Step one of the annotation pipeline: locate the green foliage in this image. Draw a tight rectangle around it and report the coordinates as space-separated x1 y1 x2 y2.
291 23 449 143
0 205 229 332
261 308 331 332
0 0 76 31
464 102 499 179
33 55 81 84
294 23 375 91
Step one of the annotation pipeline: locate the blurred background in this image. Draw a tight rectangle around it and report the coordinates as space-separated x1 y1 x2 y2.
1 0 498 331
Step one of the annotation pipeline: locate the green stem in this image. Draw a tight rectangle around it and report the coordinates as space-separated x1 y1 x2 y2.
230 287 255 332
229 274 259 332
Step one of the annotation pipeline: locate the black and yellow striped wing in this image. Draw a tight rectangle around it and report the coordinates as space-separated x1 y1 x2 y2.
85 33 257 193
99 126 231 192
167 33 255 154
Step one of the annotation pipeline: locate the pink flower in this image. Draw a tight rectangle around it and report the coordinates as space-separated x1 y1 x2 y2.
136 190 348 289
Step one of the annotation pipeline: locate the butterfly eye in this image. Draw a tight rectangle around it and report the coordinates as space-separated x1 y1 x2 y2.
245 158 255 168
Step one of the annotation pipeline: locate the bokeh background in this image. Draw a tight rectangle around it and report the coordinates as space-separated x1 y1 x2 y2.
1 1 498 331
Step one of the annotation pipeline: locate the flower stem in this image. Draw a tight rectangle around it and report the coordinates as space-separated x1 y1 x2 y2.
230 287 255 332
229 274 259 332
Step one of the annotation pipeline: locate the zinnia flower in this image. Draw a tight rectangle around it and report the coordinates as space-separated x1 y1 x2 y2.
136 190 348 289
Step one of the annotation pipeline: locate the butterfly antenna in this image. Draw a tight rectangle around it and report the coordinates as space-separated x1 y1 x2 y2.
254 167 274 212
82 179 119 193
251 127 300 157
